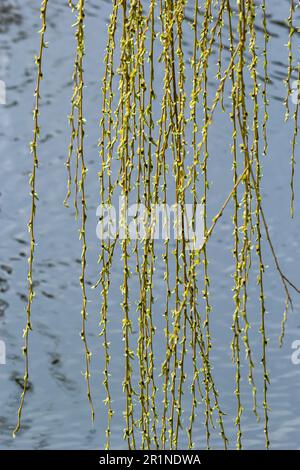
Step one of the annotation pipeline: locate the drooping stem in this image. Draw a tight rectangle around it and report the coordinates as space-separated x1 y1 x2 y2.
14 0 49 437
76 0 95 422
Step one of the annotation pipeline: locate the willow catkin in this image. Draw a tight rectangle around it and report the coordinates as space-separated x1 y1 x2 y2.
14 0 49 437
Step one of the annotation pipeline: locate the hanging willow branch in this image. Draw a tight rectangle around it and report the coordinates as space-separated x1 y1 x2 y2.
65 0 95 421
13 0 49 437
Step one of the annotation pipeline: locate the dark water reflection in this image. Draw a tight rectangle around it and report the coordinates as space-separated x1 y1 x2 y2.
0 0 300 449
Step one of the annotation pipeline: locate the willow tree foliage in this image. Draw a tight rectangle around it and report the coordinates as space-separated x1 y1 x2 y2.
14 0 300 449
